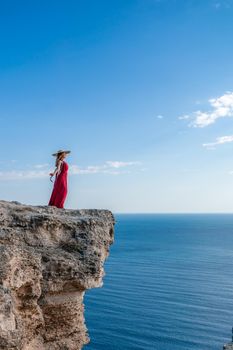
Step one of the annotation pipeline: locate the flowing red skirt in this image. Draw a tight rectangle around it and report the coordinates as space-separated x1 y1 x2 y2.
48 161 68 208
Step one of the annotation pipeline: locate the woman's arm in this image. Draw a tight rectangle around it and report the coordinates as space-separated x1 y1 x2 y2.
50 160 62 177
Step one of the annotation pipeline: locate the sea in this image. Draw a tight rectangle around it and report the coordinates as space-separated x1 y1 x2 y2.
84 214 233 350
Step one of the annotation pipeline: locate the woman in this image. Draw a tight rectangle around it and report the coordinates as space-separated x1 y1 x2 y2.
48 149 71 208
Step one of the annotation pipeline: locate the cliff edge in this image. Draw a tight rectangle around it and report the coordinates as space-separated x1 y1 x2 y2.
0 200 115 350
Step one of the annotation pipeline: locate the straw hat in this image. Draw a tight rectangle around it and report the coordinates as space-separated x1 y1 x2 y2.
52 150 71 156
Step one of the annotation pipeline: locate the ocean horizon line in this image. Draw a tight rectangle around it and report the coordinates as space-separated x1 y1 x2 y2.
113 211 233 215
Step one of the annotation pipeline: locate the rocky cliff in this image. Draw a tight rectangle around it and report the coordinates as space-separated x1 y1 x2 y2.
0 200 115 350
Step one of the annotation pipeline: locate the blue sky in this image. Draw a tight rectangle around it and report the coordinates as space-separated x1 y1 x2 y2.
1 0 233 213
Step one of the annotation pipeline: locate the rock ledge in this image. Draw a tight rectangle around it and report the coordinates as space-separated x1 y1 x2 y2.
0 200 115 350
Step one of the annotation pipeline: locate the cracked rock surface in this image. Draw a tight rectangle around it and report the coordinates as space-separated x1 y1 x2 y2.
0 200 115 350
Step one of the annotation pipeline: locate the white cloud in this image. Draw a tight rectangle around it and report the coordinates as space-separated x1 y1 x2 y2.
203 135 233 149
70 161 141 175
0 161 142 180
0 170 49 180
156 115 164 119
180 91 233 128
178 115 190 120
105 161 140 168
34 163 49 169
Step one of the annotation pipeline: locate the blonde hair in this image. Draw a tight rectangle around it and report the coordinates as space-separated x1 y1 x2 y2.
55 152 66 167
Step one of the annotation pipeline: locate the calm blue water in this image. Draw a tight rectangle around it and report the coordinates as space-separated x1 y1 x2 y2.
84 214 233 350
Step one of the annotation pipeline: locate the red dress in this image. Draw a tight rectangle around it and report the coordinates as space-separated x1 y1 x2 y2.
48 161 68 208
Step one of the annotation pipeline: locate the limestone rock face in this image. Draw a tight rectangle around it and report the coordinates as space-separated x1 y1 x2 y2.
0 200 115 350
